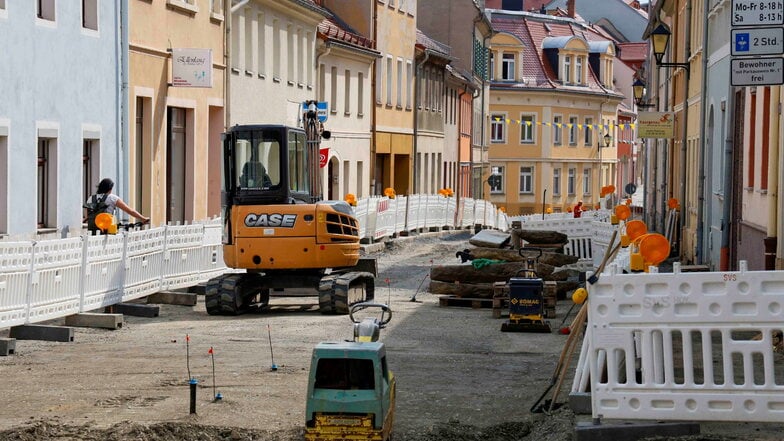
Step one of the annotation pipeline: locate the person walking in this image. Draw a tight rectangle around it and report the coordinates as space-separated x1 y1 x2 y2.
573 200 584 218
85 178 149 232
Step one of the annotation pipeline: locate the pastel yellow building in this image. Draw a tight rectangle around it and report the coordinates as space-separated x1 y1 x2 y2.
129 0 226 223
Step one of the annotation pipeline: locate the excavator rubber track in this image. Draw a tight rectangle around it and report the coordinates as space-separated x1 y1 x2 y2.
205 273 267 316
318 272 376 314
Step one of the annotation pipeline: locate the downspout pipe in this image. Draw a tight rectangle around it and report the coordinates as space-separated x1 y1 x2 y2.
119 0 130 203
765 86 780 269
412 50 430 194
696 0 708 264
370 4 378 195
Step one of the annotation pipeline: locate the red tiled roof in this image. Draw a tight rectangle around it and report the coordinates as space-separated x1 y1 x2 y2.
491 13 620 97
318 17 373 49
617 42 648 62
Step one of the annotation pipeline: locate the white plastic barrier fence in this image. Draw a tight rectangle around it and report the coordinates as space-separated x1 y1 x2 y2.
508 212 611 267
586 262 784 423
0 195 509 330
0 220 226 330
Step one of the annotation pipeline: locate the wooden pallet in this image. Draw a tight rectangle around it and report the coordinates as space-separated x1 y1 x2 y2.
438 295 493 309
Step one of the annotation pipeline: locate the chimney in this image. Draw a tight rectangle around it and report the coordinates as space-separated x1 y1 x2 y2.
567 0 576 18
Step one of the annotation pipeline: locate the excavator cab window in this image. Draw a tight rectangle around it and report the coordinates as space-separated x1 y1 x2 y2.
235 135 279 190
288 130 310 195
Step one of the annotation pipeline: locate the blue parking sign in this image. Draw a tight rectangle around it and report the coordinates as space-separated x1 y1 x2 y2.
735 33 750 53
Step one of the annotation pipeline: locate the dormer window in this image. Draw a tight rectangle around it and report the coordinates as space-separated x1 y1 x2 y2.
502 53 515 80
564 56 571 83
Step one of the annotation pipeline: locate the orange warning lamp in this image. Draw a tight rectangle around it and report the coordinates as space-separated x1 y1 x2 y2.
631 233 670 272
613 205 631 225
667 198 680 210
639 233 670 267
94 213 117 234
606 185 615 194
622 219 647 248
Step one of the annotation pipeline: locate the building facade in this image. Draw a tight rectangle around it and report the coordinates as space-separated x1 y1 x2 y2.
0 0 120 237
486 9 624 215
129 0 226 223
316 9 379 200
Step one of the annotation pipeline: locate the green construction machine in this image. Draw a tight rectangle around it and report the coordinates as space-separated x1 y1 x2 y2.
305 303 395 441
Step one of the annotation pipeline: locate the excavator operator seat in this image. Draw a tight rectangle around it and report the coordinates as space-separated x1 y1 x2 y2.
240 161 272 188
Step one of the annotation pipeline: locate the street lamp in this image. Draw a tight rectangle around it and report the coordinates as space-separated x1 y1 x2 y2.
632 79 656 109
650 23 690 72
486 166 501 195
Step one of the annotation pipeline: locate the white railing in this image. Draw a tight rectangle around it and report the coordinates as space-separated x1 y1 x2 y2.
353 194 509 242
0 219 225 330
0 195 508 330
508 210 611 268
581 261 784 423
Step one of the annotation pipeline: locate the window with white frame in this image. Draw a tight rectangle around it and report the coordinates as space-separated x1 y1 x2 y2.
519 166 533 194
272 19 280 79
286 24 294 83
553 115 562 145
491 115 505 143
375 54 383 104
406 60 413 110
386 56 393 106
257 13 265 76
502 53 515 80
306 32 314 87
489 166 504 193
583 167 591 195
330 66 338 113
489 52 494 80
37 0 55 21
575 56 583 84
82 0 98 31
344 70 351 115
569 116 578 145
553 168 561 195
230 13 240 71
584 117 593 145
563 55 571 83
211 0 222 15
396 58 403 108
520 115 535 143
37 137 57 229
244 9 253 73
567 167 576 195
297 28 304 84
357 72 364 116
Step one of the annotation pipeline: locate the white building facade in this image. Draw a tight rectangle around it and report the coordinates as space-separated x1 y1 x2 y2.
0 0 121 237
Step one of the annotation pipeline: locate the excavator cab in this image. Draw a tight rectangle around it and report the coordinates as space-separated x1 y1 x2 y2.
205 105 375 316
222 124 319 210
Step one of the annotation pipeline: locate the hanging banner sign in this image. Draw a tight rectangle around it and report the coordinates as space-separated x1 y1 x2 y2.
319 148 329 168
637 112 675 139
172 48 213 88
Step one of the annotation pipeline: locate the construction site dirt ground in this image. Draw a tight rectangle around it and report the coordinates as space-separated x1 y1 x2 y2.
1 231 782 440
